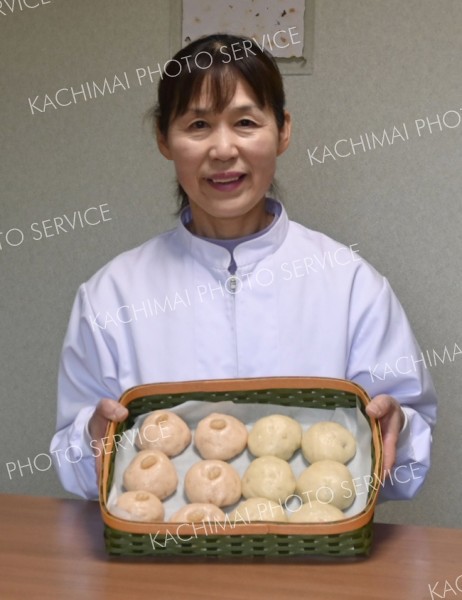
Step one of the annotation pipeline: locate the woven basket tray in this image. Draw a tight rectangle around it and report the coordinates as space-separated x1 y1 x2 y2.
99 376 383 558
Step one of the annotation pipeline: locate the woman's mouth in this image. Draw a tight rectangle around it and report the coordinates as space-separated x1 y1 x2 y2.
206 172 246 192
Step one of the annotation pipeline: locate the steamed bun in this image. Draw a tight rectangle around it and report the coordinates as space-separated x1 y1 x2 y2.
136 410 191 457
296 460 355 510
123 449 178 500
170 503 226 523
184 460 241 507
248 414 302 460
112 490 164 522
302 421 356 464
288 500 345 523
194 413 247 460
242 456 296 503
229 497 287 523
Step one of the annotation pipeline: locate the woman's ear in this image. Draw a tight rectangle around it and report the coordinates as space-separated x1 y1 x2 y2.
156 127 173 160
277 110 292 156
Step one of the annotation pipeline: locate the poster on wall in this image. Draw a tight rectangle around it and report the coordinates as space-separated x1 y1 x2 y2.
182 0 306 58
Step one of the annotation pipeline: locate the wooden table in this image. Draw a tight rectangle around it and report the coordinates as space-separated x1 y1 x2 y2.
1 494 461 600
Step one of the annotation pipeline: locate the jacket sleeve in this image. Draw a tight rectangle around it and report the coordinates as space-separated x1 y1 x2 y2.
346 270 437 501
49 284 121 499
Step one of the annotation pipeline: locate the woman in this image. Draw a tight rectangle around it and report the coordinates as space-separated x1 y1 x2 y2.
50 33 437 501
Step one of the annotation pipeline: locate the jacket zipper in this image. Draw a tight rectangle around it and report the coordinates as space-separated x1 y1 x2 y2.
228 274 238 293
227 260 239 376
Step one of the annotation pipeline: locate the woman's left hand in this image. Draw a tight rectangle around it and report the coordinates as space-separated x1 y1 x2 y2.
365 394 405 473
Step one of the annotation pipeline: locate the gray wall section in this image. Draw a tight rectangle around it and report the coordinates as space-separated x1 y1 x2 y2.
1 0 461 527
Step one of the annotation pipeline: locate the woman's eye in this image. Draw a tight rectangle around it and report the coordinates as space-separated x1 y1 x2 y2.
190 120 208 129
238 119 255 127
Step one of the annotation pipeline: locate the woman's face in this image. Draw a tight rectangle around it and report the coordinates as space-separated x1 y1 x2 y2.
157 76 291 237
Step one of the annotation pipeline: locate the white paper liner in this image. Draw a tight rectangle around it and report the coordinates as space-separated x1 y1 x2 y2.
107 399 372 522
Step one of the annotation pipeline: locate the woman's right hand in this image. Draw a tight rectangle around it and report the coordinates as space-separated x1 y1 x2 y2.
88 398 129 480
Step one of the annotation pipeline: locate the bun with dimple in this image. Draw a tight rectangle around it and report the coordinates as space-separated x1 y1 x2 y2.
112 490 164 522
194 413 247 460
136 410 191 457
170 503 226 523
123 449 178 500
184 460 241 507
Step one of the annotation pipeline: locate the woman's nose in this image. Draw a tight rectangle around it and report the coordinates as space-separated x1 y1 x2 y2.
208 127 238 161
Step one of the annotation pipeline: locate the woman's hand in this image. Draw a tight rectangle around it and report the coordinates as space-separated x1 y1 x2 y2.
365 394 405 474
88 398 129 480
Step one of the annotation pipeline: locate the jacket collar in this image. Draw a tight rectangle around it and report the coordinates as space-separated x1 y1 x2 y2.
175 198 289 271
